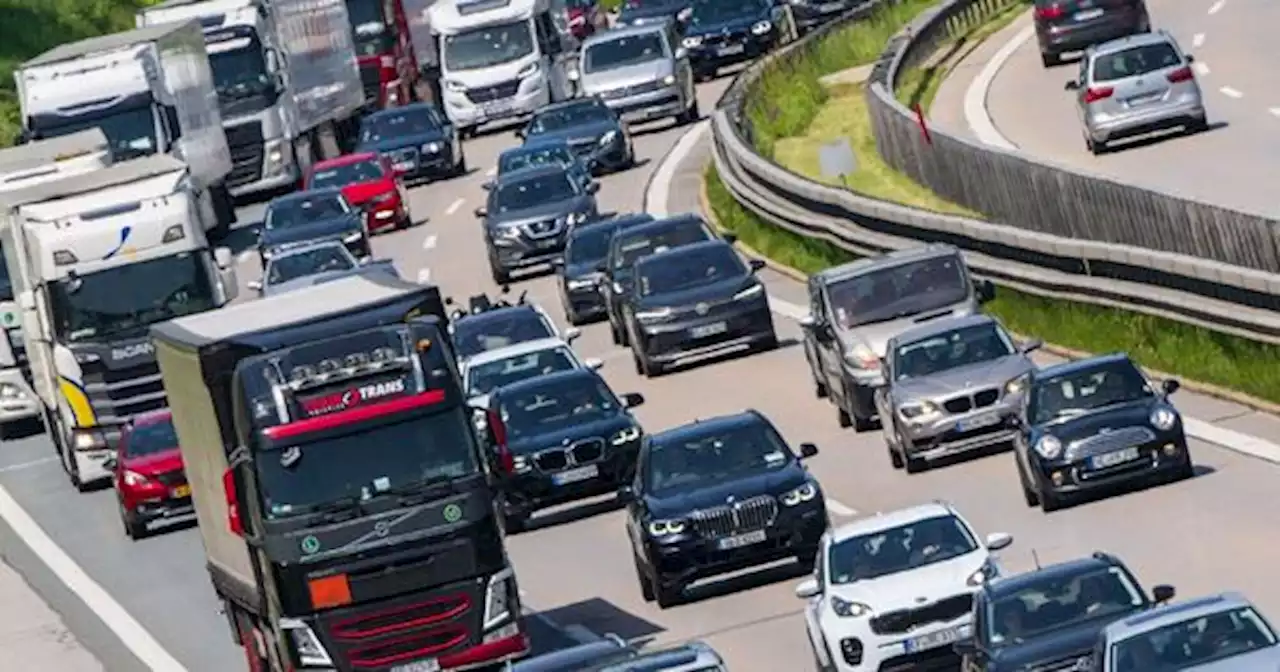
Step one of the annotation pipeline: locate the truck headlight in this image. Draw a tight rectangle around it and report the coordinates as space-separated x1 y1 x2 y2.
898 400 940 420
1034 435 1063 460
781 482 817 506
648 519 686 536
280 618 333 667
751 20 772 35
567 275 600 290
1004 374 1029 397
71 429 105 451
73 351 100 364
611 425 640 445
483 568 518 629
1150 406 1179 431
0 383 26 400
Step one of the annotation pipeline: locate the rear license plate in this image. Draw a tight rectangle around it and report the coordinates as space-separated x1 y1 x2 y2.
718 44 745 56
552 464 599 485
391 660 440 672
904 625 968 652
690 321 728 338
1090 446 1140 469
820 2 845 11
1074 8 1103 19
956 413 1000 432
717 529 767 550
1127 93 1163 106
171 484 191 499
393 160 415 171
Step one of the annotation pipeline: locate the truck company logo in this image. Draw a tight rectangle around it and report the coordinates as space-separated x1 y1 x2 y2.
300 535 320 555
111 342 154 360
300 378 407 416
443 503 462 523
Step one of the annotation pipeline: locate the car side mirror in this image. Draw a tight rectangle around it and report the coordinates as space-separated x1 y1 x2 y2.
586 181 600 194
798 442 818 459
616 484 634 501
1064 80 1080 91
1019 338 1043 354
794 578 821 599
564 327 582 342
976 279 996 303
481 180 495 190
1152 584 1176 604
514 128 526 140
674 47 687 59
585 358 603 370
247 279 263 292
798 314 816 328
1162 379 1180 395
953 640 977 657
474 206 487 218
984 532 1013 551
622 392 645 408
748 258 766 272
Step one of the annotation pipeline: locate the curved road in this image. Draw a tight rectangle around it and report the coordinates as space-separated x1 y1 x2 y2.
3 67 1280 671
983 0 1280 217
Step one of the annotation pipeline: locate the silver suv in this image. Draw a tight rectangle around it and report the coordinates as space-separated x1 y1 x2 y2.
573 22 699 126
1066 30 1206 155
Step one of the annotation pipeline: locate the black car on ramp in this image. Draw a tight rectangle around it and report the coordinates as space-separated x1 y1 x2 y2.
623 410 825 609
517 97 635 174
681 0 795 80
355 102 467 184
553 212 655 325
258 187 370 265
476 164 601 284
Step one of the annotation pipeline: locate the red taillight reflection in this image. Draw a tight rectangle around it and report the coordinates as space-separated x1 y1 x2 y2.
1084 86 1114 103
1166 66 1194 83
1035 3 1064 20
487 409 515 474
223 468 244 537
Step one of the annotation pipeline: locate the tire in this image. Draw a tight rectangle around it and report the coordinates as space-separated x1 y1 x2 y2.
679 98 700 125
489 254 511 285
853 413 875 433
122 505 147 540
889 443 904 469
836 405 852 429
1173 458 1195 482
757 330 779 352
796 547 818 570
1187 116 1209 134
639 352 665 379
1018 460 1040 507
454 151 468 177
1087 136 1106 155
814 380 828 399
68 454 88 492
635 555 656 602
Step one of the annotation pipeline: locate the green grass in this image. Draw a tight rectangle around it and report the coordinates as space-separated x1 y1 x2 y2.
705 164 1280 404
894 0 1030 110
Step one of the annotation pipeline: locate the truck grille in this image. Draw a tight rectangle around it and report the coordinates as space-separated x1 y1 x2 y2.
689 495 777 538
359 64 382 103
942 388 1001 414
1067 426 1155 459
465 79 520 104
533 438 605 471
81 360 167 426
224 120 265 187
869 593 973 635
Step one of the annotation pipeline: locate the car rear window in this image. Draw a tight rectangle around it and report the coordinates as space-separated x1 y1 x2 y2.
1091 43 1181 82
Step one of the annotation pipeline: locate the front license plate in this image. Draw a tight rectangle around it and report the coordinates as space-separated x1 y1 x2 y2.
820 2 845 11
1074 8 1103 19
171 484 191 499
956 413 1000 432
483 101 515 117
718 44 745 56
718 529 767 550
393 160 415 171
534 238 559 249
552 464 599 485
1090 446 1140 469
689 321 728 338
904 625 967 652
391 660 440 672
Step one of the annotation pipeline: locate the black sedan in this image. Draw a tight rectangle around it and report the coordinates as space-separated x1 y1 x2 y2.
791 0 863 33
476 164 601 284
617 0 692 28
517 98 635 174
258 187 370 265
681 0 795 80
623 410 825 609
602 214 727 346
624 239 776 377
553 213 655 325
1015 353 1192 512
476 369 646 533
355 102 467 184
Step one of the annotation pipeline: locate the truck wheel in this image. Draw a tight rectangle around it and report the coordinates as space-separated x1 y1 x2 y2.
210 183 237 239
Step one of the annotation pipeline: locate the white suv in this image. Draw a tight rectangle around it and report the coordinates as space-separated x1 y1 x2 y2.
795 502 1013 671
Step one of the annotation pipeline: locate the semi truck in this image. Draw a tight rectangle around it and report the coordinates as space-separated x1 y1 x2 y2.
151 273 530 671
138 0 367 198
14 21 239 237
345 0 440 110
0 155 238 490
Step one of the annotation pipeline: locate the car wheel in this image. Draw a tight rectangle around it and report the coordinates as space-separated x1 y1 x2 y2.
68 457 87 493
836 405 852 429
634 555 656 602
1018 459 1040 507
655 577 681 609
757 329 779 352
1086 136 1106 155
123 508 147 540
853 412 875 433
813 379 828 399
1041 51 1059 68
640 352 665 379
454 151 468 176
1173 457 1195 482
1187 116 1209 134
489 258 511 285
889 443 905 469
796 546 818 570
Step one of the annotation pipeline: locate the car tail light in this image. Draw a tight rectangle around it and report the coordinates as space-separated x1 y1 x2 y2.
1167 66 1194 83
223 468 244 537
1035 3 1064 19
488 409 514 474
1084 86 1114 103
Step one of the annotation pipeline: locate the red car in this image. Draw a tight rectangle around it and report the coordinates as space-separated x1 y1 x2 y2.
109 410 192 540
304 153 411 233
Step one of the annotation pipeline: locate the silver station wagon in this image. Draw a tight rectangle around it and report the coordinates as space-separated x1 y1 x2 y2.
573 22 699 126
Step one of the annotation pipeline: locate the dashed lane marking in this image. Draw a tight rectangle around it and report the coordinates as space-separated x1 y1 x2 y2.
0 457 57 473
417 268 431 283
1269 108 1280 117
1220 86 1242 98
1193 62 1211 76
1208 0 1224 14
486 167 497 177
826 500 857 517
422 234 438 250
444 199 464 216
1192 33 1205 48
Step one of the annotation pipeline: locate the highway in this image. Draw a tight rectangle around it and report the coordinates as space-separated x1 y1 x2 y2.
3 68 1280 672
979 0 1280 217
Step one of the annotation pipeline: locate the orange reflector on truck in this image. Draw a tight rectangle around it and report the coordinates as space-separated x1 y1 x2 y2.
309 574 353 609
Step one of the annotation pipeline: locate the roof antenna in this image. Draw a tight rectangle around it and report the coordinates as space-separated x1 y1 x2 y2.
1030 548 1042 570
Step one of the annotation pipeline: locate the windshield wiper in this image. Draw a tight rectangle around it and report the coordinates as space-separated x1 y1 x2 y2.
311 495 364 523
382 474 459 506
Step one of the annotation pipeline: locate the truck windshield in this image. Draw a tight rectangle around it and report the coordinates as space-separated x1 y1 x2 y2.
33 106 157 162
49 252 217 342
443 20 536 71
0 253 11 302
347 0 395 55
207 33 274 116
256 409 481 518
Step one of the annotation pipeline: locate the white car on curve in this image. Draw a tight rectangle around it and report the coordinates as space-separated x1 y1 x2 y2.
795 502 1013 671
461 337 603 426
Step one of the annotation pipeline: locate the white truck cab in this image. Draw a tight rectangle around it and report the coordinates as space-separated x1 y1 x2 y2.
429 0 577 135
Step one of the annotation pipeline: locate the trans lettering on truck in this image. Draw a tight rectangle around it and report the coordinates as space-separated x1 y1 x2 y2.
300 378 408 416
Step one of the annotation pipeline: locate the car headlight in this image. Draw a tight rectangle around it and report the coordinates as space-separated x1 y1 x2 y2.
648 519 686 536
1150 406 1179 431
0 383 23 400
446 79 466 92
682 36 703 48
1034 435 1063 460
967 563 997 586
122 470 150 487
599 130 618 146
518 61 540 78
635 308 671 321
483 567 517 629
734 283 764 300
611 425 641 445
898 400 940 420
831 596 871 618
662 74 676 86
567 275 601 290
751 20 772 34
343 231 363 243
612 281 625 294
844 343 879 369
1004 373 1029 397
497 226 522 239
565 211 587 226
280 618 333 667
781 482 818 506
421 141 442 153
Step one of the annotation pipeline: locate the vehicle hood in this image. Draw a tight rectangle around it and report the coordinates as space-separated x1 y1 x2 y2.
839 305 974 357
619 3 686 23
826 552 986 611
688 13 769 37
357 130 448 155
1182 647 1280 671
65 336 157 371
338 179 397 206
263 262 398 297
1037 399 1162 446
507 414 635 454
581 59 673 92
635 274 755 311
566 258 606 280
122 449 184 476
527 119 620 147
261 215 362 249
489 198 591 227
989 616 1132 670
644 465 807 519
891 355 1033 401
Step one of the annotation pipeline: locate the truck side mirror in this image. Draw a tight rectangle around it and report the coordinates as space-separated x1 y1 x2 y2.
264 47 281 74
17 291 35 311
214 247 234 270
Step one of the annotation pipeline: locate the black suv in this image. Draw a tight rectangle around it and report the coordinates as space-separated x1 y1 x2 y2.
1033 0 1150 67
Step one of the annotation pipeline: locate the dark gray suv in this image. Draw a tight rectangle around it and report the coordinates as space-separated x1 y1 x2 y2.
476 164 601 284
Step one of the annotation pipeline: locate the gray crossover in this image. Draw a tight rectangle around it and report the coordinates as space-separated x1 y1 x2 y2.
574 22 699 126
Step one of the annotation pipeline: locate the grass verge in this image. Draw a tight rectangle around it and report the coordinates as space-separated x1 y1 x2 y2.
704 164 1280 405
894 0 1030 110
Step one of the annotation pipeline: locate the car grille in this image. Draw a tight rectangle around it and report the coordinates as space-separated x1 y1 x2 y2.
1067 426 1156 459
869 594 973 635
533 438 606 472
704 29 749 47
359 63 382 102
941 388 1001 414
384 146 419 164
601 79 664 99
689 495 778 538
224 120 265 187
152 470 187 487
465 79 520 104
1029 653 1093 672
520 218 563 239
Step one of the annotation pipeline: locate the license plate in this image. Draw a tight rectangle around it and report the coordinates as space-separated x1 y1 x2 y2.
391 660 440 672
718 44 745 56
718 529 767 550
820 2 845 11
689 321 728 338
904 625 967 652
956 413 1000 432
535 238 559 249
171 484 191 499
1075 8 1103 19
552 464 599 485
1127 93 1162 106
393 160 415 171
483 101 515 117
1090 446 1140 469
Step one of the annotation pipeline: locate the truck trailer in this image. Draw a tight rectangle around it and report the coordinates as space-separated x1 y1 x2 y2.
152 273 529 671
1 155 239 490
138 0 367 198
14 21 238 237
345 0 440 110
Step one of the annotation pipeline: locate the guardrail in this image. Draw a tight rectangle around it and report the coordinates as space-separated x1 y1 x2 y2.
709 0 1280 345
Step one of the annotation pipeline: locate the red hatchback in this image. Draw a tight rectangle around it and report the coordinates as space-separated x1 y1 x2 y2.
110 410 193 540
304 153 410 233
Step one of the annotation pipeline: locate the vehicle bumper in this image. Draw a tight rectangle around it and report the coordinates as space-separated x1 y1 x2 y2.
263 235 372 264
793 0 860 29
366 202 409 232
822 616 971 672
637 301 775 363
1033 432 1191 497
898 404 1021 461
573 135 631 173
501 442 640 514
443 84 548 129
1088 99 1205 142
1037 11 1144 54
492 233 569 271
842 368 884 419
689 31 779 71
72 447 115 485
0 370 39 424
598 85 687 123
563 282 608 319
383 146 459 184
227 137 296 198
124 491 195 524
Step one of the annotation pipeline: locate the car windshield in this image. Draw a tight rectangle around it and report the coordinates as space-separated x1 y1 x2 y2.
986 566 1145 647
612 219 710 270
1092 43 1181 82
310 160 386 189
827 256 970 329
1030 361 1155 424
266 194 348 229
893 322 1015 381
360 108 441 143
828 515 978 584
467 347 579 397
444 20 535 71
645 421 792 494
691 0 768 25
584 33 668 73
501 146 576 174
566 224 618 265
256 410 480 518
1110 606 1278 672
346 0 394 56
495 173 577 211
124 417 179 457
529 103 615 133
638 245 744 295
453 311 555 359
267 246 356 285
501 378 619 437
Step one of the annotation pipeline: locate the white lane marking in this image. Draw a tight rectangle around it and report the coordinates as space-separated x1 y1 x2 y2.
963 23 1034 150
1220 86 1243 98
417 268 431 283
563 625 602 643
0 457 57 473
645 121 709 216
827 500 857 517
0 485 187 671
1270 108 1280 117
1191 33 1205 48
1208 0 1224 14
1193 61 1211 76
444 199 464 216
486 166 497 177
236 250 254 265
422 234 438 250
